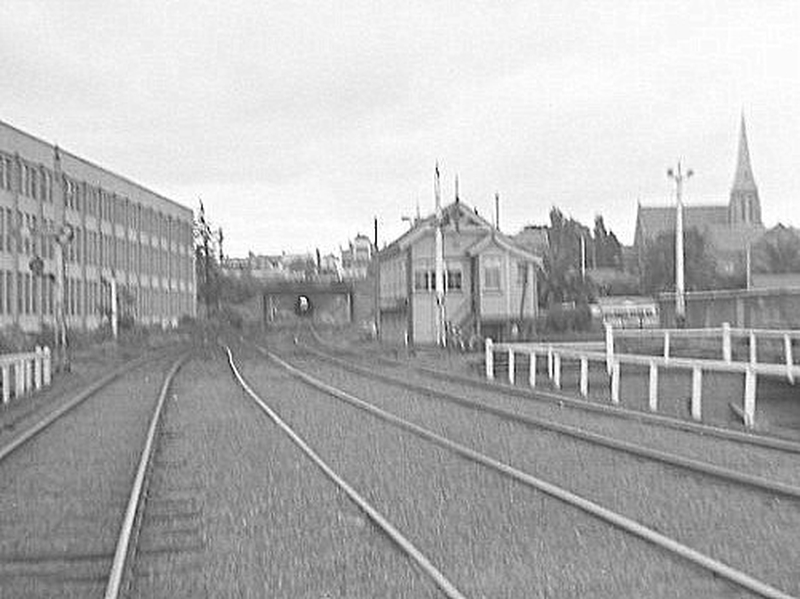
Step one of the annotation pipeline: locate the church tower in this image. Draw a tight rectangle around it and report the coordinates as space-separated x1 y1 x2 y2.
729 114 762 225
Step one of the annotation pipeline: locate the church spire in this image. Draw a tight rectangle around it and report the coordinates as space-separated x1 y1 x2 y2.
729 112 761 225
732 112 757 192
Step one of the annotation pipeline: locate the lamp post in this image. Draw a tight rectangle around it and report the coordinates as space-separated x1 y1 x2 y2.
667 161 693 327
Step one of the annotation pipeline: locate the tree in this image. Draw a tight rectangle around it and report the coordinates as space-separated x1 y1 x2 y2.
752 225 800 273
194 201 222 316
539 207 595 306
640 228 719 294
592 215 622 268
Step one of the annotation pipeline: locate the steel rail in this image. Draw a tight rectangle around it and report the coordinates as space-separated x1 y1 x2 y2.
0 350 174 464
224 346 468 599
308 327 800 454
415 358 800 453
104 354 188 599
298 342 800 500
267 347 796 599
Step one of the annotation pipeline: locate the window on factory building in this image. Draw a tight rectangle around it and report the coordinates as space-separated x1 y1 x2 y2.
17 273 23 314
32 275 38 315
24 274 30 314
483 257 502 291
29 168 38 200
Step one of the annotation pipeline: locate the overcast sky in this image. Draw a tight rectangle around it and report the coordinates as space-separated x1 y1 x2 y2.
2 1 798 257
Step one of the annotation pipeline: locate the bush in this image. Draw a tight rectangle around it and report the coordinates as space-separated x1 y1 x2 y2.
119 313 136 331
541 303 593 334
216 305 243 329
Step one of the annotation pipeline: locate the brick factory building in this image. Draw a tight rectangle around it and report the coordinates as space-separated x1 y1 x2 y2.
0 119 196 332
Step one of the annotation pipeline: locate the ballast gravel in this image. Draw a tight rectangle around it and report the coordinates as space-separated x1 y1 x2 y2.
237 347 751 598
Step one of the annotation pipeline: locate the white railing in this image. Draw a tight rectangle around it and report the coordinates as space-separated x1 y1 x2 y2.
485 331 799 429
0 346 52 405
605 323 800 380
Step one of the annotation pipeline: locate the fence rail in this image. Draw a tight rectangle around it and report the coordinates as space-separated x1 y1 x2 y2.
485 324 799 429
607 323 798 376
0 347 52 404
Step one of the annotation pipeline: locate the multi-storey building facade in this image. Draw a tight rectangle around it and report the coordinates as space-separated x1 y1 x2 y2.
0 119 195 332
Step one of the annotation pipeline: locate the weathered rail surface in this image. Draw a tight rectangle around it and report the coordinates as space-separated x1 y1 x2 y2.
249 336 799 597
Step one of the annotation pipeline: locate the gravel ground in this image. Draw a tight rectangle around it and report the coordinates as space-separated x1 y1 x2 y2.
0 360 172 598
278 349 800 596
0 340 180 450
494 355 799 438
340 329 800 440
236 344 751 598
129 348 442 599
315 345 800 490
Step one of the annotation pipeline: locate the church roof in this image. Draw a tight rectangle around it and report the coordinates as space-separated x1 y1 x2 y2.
732 113 758 193
635 203 728 244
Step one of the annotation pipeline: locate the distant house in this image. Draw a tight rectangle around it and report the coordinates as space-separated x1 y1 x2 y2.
377 199 542 345
319 252 340 276
341 233 373 280
634 115 765 278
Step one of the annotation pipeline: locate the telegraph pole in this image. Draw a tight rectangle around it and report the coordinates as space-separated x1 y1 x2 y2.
667 161 693 327
434 163 445 347
373 216 380 341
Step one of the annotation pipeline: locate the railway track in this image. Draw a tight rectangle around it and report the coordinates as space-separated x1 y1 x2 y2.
0 351 187 598
303 327 800 478
242 334 799 597
309 326 800 453
297 339 800 495
226 344 467 599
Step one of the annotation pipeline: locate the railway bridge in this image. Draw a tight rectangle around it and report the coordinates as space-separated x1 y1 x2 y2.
261 280 354 326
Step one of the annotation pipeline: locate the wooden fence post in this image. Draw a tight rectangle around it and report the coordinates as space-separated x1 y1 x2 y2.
579 356 589 397
528 351 537 388
34 347 42 390
485 338 494 380
610 361 620 404
691 367 703 421
722 322 731 363
15 360 24 397
648 360 658 412
663 331 671 360
749 331 757 365
553 353 561 390
605 323 614 374
508 349 515 385
784 334 794 384
43 347 52 386
1 364 9 404
744 368 756 428
25 356 32 392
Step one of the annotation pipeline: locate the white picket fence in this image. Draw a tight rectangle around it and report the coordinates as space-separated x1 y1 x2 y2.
0 347 52 404
485 324 800 429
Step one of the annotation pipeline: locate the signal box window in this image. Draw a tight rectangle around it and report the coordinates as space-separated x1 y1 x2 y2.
483 258 502 290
